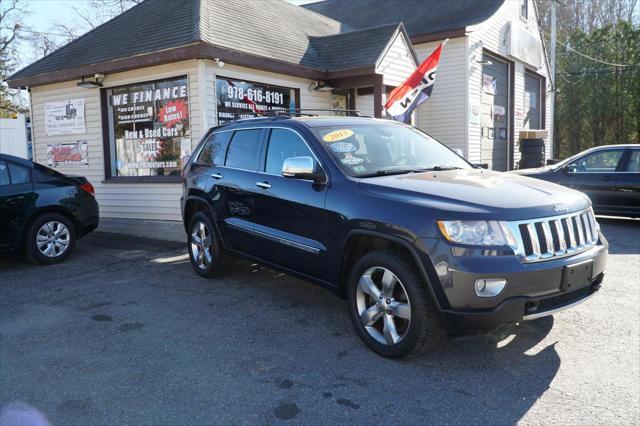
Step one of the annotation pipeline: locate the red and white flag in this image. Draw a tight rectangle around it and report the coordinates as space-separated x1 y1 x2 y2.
385 40 446 122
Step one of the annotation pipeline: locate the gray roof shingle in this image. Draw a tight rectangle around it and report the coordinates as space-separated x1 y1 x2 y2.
305 23 402 71
10 0 357 82
304 0 505 38
11 0 201 81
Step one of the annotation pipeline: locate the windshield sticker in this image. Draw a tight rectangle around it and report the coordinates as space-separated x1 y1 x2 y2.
340 153 364 165
330 142 357 153
322 129 354 142
352 165 366 173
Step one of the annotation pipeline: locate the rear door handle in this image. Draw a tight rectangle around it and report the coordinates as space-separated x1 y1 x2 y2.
615 188 633 192
256 181 271 189
210 173 223 180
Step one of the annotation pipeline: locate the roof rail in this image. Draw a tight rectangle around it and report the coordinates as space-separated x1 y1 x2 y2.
215 108 365 127
266 108 362 117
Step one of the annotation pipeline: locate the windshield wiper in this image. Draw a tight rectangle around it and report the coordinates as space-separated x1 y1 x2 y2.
422 165 463 171
358 166 463 178
359 169 415 178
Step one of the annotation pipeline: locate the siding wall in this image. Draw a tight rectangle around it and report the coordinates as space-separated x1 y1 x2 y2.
30 59 331 222
413 37 468 155
375 31 417 87
467 0 553 165
413 0 553 165
356 94 374 117
31 60 201 222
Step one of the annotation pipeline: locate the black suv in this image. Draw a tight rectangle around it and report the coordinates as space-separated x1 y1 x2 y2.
0 154 99 264
181 117 608 358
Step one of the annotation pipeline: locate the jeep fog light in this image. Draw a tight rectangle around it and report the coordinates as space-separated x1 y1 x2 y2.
475 278 507 297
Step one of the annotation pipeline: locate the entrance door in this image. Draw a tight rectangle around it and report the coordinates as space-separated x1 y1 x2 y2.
330 91 349 116
481 53 511 171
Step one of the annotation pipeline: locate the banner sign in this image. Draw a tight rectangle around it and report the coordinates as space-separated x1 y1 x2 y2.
46 140 88 168
108 76 190 177
215 77 295 124
385 41 446 123
45 99 86 136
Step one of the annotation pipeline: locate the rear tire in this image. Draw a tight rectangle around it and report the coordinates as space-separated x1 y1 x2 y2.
187 212 231 278
25 212 76 265
346 250 442 358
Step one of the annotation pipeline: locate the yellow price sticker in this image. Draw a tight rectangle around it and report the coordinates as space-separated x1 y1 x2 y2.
322 129 354 142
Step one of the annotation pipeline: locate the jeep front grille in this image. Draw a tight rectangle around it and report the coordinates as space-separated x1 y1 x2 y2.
506 208 598 263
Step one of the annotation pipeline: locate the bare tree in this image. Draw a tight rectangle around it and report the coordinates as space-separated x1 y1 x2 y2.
0 0 27 116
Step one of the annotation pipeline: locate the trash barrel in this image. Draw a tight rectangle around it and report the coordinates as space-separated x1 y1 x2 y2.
518 130 548 169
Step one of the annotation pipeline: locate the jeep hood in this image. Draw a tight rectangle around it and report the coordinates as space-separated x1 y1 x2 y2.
357 169 590 220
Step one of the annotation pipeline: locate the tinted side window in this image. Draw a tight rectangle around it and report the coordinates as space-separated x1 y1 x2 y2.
0 161 9 186
570 150 624 173
8 162 31 184
33 163 65 182
197 132 232 165
225 129 263 170
265 129 313 175
627 150 640 172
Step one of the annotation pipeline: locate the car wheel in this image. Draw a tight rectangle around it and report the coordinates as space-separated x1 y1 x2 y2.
347 250 442 358
25 213 76 265
187 212 231 278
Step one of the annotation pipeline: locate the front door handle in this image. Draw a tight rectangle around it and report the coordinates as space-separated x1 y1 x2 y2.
210 173 223 180
256 181 271 189
615 188 633 193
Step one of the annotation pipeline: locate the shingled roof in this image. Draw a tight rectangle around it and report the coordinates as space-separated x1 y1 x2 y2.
9 0 412 87
304 0 505 40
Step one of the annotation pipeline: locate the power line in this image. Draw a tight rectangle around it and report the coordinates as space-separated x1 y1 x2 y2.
17 28 75 38
541 28 639 68
565 43 636 67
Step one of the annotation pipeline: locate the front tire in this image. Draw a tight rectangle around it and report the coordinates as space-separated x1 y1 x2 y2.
187 212 231 278
25 213 76 265
346 250 442 358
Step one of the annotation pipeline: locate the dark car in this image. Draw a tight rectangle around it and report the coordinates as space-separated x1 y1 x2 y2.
512 145 640 218
0 154 99 264
181 117 608 358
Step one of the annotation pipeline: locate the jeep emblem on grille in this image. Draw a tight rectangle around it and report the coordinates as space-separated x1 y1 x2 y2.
553 203 569 212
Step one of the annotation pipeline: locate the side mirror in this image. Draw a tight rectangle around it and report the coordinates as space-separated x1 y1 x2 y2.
563 164 578 174
282 156 325 182
474 163 489 169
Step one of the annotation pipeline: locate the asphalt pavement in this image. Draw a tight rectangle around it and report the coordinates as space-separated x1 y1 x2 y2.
0 218 638 425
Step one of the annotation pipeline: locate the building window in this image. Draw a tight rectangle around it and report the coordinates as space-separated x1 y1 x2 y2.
106 76 190 179
524 71 544 130
215 77 296 124
520 0 528 20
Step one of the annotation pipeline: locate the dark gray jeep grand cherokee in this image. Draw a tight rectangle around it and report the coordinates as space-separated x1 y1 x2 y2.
181 116 608 358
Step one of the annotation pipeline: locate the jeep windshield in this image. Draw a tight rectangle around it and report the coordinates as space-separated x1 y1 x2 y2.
312 123 471 178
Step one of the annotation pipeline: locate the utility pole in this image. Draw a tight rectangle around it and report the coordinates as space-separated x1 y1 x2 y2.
550 0 557 158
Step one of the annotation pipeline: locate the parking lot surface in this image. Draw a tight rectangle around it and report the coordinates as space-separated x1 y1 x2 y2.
0 219 639 425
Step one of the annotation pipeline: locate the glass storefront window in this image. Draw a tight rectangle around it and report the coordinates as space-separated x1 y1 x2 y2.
107 76 190 178
215 77 296 124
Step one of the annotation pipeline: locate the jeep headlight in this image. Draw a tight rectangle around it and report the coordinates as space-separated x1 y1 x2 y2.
437 220 515 246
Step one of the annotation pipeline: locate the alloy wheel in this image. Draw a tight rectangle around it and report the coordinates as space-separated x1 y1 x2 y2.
191 221 213 270
36 221 70 258
356 266 411 345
